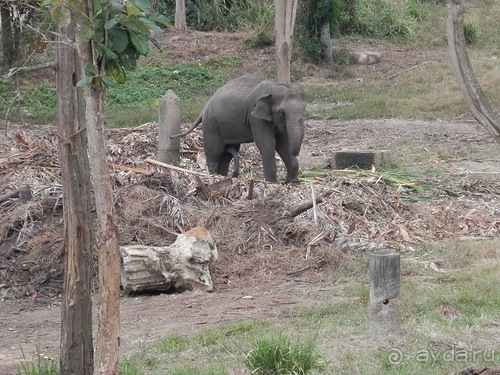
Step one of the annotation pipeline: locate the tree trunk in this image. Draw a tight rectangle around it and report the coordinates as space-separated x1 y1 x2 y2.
275 0 297 84
1 4 14 67
174 0 187 30
76 0 121 373
320 22 333 65
447 0 500 142
56 10 94 375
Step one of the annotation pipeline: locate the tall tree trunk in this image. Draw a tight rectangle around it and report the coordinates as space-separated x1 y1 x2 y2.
275 0 297 84
447 0 500 142
1 4 14 67
76 0 122 373
174 0 187 30
320 21 333 65
56 9 94 375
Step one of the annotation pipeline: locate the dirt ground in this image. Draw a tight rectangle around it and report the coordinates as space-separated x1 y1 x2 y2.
0 30 499 374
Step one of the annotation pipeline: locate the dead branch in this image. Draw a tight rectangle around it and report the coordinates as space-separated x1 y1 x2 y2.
145 157 209 177
385 61 435 80
289 196 324 217
5 61 56 79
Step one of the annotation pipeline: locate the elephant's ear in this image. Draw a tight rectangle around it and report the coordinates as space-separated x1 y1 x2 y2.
251 94 273 121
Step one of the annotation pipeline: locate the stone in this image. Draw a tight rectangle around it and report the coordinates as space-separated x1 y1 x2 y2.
331 150 391 170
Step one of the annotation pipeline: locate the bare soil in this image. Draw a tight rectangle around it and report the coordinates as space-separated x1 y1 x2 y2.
0 30 499 374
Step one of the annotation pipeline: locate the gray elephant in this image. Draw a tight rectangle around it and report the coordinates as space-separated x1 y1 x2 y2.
170 76 306 183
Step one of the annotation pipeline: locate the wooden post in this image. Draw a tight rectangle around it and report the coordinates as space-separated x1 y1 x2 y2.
370 250 401 337
158 90 181 164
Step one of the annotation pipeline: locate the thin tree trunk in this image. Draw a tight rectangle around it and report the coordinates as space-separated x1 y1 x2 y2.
275 0 297 84
1 4 14 67
447 0 500 142
56 10 94 375
320 21 333 65
76 0 121 373
174 0 187 30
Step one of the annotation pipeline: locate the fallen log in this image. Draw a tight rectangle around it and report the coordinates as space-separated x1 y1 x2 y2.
120 226 218 293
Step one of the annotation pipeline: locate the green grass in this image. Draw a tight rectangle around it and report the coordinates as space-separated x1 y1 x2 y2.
17 348 58 375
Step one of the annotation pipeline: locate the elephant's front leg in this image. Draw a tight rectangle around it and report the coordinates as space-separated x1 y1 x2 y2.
254 135 278 182
276 138 299 184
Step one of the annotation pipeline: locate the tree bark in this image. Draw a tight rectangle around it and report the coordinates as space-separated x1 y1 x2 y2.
76 0 121 373
320 22 333 65
274 0 297 84
174 0 187 30
447 0 500 142
56 10 94 375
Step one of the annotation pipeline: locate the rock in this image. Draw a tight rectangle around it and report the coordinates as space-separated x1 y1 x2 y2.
120 226 218 294
355 51 382 65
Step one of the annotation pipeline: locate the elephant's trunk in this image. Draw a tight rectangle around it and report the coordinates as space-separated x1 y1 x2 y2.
287 120 304 156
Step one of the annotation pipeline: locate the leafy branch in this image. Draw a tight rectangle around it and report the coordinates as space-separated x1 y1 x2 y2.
47 0 171 87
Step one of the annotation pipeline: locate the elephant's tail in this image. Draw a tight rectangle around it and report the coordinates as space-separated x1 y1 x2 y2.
169 114 203 139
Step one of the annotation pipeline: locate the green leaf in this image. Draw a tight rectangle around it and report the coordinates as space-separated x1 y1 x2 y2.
121 44 139 70
107 1 124 18
129 32 149 55
101 75 118 88
84 64 97 76
77 21 94 42
138 17 161 33
51 7 71 27
96 43 118 60
104 15 122 30
108 27 129 53
106 61 127 84
126 4 144 16
93 19 105 43
148 13 171 28
147 35 162 51
134 0 151 15
119 17 141 33
76 76 93 88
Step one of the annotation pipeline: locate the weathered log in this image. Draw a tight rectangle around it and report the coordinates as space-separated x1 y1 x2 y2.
370 250 401 337
120 226 218 293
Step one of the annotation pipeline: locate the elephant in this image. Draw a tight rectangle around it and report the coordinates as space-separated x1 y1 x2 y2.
170 76 306 183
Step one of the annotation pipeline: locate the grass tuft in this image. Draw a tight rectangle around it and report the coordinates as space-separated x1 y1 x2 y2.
244 334 324 375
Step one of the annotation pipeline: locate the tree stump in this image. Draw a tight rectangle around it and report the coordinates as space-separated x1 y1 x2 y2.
370 250 401 337
120 227 218 293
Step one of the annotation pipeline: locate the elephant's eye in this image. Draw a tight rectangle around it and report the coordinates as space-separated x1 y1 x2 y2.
278 109 285 116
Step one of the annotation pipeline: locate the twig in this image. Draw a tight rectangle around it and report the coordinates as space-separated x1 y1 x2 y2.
110 163 152 175
385 61 435 80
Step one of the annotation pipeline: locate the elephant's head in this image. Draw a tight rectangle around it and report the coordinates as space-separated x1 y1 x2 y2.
251 83 306 156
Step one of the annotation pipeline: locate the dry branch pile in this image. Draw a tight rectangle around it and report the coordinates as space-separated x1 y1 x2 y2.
0 123 499 302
